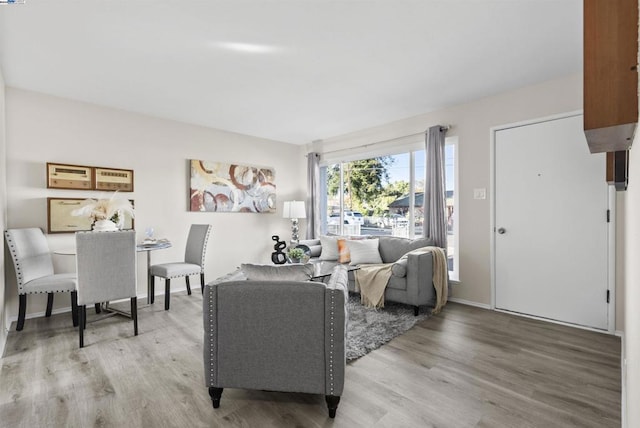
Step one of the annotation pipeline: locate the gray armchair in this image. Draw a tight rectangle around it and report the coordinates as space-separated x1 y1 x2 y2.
203 265 348 418
4 228 78 331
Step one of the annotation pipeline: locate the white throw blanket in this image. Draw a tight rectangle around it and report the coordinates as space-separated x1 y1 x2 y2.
416 246 448 314
354 264 393 309
354 246 449 313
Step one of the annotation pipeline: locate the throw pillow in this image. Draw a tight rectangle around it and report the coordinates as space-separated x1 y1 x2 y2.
308 244 322 258
337 238 350 263
319 235 340 261
240 263 314 281
346 238 382 265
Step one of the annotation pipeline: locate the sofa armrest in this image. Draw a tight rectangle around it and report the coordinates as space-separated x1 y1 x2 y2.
405 249 435 304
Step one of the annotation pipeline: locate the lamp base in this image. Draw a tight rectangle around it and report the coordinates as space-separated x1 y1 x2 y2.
290 218 300 245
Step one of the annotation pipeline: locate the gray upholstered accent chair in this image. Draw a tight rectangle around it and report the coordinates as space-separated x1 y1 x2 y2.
203 265 348 418
76 230 138 348
4 228 78 331
150 224 212 310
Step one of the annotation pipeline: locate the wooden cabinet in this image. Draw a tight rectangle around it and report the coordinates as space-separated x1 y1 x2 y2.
606 150 629 190
584 0 638 153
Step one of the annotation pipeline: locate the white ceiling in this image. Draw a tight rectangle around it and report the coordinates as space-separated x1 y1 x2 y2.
0 0 582 144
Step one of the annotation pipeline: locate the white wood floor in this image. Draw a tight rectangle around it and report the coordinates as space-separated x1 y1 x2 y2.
0 292 621 427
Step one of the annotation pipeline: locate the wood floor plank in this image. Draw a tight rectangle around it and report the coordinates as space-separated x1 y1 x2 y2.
0 298 621 427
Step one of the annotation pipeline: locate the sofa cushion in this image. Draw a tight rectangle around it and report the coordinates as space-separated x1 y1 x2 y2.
391 258 407 278
378 236 436 263
346 239 382 265
386 274 408 291
319 236 340 261
240 263 314 281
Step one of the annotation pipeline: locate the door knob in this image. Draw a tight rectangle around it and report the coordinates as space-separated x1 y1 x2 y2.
497 227 506 234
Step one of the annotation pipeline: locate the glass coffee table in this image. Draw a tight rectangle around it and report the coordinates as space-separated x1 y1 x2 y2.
310 261 359 281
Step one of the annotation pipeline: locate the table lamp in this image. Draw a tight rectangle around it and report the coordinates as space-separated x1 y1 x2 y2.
283 200 306 245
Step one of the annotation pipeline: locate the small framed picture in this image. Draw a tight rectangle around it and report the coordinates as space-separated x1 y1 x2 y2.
46 163 94 190
47 198 91 233
94 167 134 192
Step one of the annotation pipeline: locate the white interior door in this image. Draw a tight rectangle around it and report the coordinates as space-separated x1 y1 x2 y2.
494 114 610 330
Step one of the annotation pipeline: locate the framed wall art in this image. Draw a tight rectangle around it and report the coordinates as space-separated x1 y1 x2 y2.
189 159 276 213
94 167 134 192
46 163 94 190
46 163 134 191
47 197 135 233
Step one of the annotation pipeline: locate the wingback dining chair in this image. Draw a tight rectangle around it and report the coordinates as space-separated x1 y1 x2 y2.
149 224 211 310
76 230 138 348
4 228 78 331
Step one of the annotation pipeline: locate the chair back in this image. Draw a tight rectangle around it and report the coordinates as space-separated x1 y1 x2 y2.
76 230 137 306
184 224 212 267
4 228 55 293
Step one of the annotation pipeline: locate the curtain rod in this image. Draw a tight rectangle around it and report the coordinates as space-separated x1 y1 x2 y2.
319 125 451 156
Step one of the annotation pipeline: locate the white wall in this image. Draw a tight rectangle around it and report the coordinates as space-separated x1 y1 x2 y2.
313 73 625 329
625 145 639 427
623 9 640 423
0 68 8 352
4 88 307 323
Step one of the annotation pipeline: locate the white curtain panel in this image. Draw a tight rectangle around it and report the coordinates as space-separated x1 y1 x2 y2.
423 125 447 249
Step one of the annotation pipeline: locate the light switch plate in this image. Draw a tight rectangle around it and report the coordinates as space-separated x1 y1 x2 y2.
473 188 486 200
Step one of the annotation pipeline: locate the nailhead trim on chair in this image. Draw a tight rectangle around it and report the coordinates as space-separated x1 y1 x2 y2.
4 233 25 294
162 271 203 279
5 232 74 295
208 285 217 385
201 225 212 268
328 289 336 395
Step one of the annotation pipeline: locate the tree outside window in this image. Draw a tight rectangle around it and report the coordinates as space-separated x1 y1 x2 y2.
322 144 457 276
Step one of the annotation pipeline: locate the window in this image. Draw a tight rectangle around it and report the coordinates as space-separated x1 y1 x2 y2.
320 137 458 278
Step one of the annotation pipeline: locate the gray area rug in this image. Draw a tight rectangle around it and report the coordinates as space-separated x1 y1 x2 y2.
346 295 430 362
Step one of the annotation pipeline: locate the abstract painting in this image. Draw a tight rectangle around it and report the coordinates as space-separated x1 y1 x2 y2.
190 159 276 213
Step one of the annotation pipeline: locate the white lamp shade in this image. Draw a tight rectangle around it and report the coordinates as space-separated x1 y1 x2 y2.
283 200 306 219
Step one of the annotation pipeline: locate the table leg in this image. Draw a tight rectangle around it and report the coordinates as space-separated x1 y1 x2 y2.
147 250 152 304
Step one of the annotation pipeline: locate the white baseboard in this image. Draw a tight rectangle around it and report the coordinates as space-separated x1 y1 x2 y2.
448 297 491 310
7 306 73 324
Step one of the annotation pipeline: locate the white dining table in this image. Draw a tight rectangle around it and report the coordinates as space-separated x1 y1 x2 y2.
136 240 172 304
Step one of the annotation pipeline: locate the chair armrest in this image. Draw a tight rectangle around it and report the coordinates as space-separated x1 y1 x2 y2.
323 265 348 396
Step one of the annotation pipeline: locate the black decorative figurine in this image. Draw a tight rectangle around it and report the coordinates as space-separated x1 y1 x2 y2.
271 235 287 264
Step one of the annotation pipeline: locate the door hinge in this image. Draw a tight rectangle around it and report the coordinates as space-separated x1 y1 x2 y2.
607 209 610 223
606 290 610 303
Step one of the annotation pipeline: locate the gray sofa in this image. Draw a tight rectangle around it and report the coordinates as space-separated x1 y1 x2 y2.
203 265 349 418
299 236 440 315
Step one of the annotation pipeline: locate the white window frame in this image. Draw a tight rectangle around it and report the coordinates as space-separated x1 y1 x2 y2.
447 137 459 282
319 136 459 278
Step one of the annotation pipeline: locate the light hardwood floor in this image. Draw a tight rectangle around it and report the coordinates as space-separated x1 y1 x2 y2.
0 294 621 427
